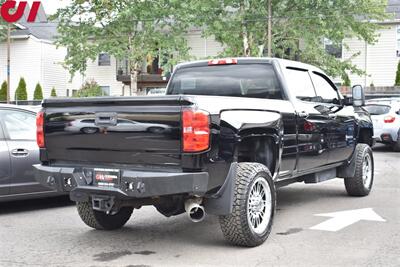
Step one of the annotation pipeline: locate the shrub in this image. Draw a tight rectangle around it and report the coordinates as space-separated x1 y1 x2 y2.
395 61 400 86
15 78 28 101
75 80 104 97
0 81 7 101
50 87 57 97
33 83 44 100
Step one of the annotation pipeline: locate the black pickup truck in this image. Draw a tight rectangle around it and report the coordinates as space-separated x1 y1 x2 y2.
34 58 374 247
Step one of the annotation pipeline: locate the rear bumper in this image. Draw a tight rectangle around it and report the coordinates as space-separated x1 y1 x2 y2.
33 164 209 200
373 128 398 143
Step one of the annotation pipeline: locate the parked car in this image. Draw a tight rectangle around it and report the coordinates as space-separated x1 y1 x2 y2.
34 58 374 247
365 98 400 151
64 118 171 134
0 104 64 202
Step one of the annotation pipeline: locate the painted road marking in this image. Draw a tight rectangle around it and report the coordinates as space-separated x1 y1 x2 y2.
310 208 386 232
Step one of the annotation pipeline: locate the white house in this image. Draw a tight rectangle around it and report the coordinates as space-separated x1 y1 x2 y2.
340 1 400 87
0 20 69 100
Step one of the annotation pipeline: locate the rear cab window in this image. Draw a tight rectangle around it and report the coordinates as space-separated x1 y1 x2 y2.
285 67 317 102
168 64 283 99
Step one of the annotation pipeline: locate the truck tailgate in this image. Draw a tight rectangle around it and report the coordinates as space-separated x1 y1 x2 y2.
42 96 189 166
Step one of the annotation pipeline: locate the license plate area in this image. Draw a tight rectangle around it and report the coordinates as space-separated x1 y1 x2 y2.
93 168 120 188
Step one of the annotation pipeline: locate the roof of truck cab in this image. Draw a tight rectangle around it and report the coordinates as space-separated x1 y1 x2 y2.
175 57 324 73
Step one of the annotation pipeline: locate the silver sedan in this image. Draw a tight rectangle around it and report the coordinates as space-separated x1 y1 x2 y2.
0 104 64 201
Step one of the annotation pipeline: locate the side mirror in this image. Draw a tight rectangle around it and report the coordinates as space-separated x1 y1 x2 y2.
352 85 365 107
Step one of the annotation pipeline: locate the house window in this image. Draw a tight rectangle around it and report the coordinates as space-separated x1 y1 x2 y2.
324 39 342 59
98 53 111 66
100 86 110 96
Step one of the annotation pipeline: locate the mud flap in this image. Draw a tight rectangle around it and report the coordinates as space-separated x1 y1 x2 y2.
204 163 237 215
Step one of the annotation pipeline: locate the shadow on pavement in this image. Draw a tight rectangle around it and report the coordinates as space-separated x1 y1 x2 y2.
277 185 347 209
372 143 394 152
0 196 73 215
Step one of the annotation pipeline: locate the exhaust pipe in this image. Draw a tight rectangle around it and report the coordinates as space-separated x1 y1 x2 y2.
185 198 205 223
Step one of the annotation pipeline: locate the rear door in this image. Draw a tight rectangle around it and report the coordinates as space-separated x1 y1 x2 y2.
0 109 49 195
0 121 11 196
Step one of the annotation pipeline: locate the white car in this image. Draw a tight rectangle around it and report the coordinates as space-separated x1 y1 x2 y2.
65 118 171 134
365 98 400 151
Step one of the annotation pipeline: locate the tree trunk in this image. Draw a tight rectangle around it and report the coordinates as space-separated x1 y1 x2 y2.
130 70 138 96
241 1 251 56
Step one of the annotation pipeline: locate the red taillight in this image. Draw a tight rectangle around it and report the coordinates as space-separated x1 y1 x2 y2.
384 116 395 123
36 111 45 148
182 108 210 152
208 58 237 66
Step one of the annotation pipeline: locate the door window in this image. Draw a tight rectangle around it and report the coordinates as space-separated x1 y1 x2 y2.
311 72 340 104
285 68 317 102
0 110 36 140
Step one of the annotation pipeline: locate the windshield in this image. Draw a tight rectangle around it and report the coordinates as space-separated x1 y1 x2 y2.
364 104 391 115
168 64 283 99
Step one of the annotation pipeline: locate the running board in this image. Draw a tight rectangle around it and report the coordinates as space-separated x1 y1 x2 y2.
303 168 337 184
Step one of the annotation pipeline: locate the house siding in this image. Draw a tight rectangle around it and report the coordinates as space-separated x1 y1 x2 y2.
67 56 124 96
40 42 68 97
344 24 398 87
0 38 42 101
186 30 224 59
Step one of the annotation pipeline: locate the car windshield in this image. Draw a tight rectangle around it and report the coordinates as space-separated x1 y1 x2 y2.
364 104 391 115
168 64 283 99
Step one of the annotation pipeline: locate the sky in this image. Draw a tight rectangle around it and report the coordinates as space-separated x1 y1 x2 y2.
25 0 71 15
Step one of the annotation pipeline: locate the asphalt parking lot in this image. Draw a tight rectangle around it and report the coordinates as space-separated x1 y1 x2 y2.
0 144 399 267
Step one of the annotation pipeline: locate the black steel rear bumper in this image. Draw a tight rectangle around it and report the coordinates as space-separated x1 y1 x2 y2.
33 164 209 201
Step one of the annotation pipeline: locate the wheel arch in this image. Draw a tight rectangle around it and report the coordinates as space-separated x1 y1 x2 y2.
219 109 283 178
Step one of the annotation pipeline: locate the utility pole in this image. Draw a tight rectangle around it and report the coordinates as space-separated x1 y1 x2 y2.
267 0 272 57
6 23 10 104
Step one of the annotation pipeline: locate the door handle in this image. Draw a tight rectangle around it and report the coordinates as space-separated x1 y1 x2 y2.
11 149 29 157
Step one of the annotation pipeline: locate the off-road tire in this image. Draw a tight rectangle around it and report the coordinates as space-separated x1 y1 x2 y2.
344 144 374 197
76 201 133 230
219 163 276 247
393 134 400 152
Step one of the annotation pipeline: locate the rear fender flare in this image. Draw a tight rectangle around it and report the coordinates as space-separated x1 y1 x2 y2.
219 109 283 177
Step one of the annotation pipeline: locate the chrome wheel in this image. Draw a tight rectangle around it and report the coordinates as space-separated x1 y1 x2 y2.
363 153 373 188
247 177 272 235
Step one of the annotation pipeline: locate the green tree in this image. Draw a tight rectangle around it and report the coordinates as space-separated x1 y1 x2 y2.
15 78 27 101
55 0 190 94
190 0 389 79
395 61 400 86
33 83 44 100
51 87 57 97
0 0 8 42
0 81 7 101
343 74 351 87
75 80 103 97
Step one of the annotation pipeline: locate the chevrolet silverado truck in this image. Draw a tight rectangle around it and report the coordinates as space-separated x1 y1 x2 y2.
34 58 374 247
